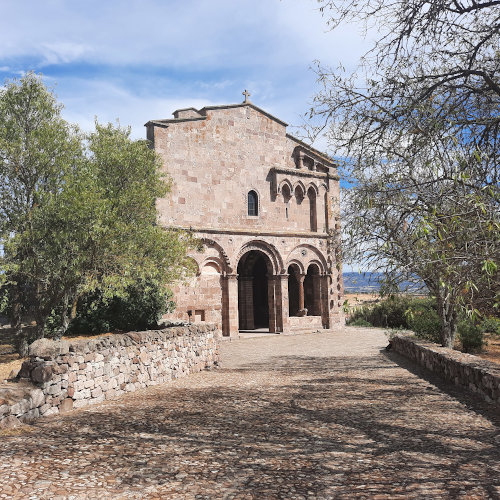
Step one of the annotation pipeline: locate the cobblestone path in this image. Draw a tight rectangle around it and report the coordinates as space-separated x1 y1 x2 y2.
1 327 499 499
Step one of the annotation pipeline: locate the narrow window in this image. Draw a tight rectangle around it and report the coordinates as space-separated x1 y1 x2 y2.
248 190 258 216
308 187 317 232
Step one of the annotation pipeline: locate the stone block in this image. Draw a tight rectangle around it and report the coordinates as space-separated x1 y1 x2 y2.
83 379 95 389
29 338 69 359
46 383 62 396
18 360 35 379
31 365 54 384
0 415 20 429
59 398 73 413
41 406 59 416
91 387 102 398
19 408 40 422
73 389 91 400
29 388 45 408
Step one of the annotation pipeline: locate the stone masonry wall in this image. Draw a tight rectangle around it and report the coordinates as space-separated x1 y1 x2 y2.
0 324 219 429
391 333 500 405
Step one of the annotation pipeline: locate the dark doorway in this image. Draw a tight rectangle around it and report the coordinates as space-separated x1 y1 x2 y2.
238 251 270 330
304 264 320 315
288 265 300 317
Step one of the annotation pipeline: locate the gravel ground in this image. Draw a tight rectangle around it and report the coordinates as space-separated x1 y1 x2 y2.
0 326 499 499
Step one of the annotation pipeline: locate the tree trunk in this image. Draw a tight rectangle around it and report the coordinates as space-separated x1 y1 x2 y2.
435 285 458 349
55 292 71 340
11 283 28 357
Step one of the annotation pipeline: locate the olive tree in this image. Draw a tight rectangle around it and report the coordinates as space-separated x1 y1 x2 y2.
310 0 500 347
0 73 195 354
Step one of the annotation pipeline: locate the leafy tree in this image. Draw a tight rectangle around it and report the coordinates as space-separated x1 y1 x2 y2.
0 73 196 354
309 0 500 347
65 279 175 336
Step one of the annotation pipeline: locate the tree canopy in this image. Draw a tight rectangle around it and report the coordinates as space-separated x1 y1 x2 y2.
0 73 196 354
311 0 499 347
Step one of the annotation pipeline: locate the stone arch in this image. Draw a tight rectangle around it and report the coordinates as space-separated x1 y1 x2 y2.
277 178 293 195
293 180 306 197
286 259 305 275
304 262 322 316
306 182 319 196
306 259 324 274
318 182 329 194
234 240 284 276
200 238 232 274
200 257 223 275
237 249 273 331
286 244 328 275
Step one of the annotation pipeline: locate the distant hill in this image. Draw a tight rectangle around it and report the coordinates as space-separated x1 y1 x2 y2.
343 272 426 294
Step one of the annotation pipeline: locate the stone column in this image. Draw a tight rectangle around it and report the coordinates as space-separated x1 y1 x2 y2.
238 276 254 330
312 275 322 316
321 273 332 328
297 274 307 317
222 274 239 337
276 274 290 333
297 151 305 169
267 276 278 333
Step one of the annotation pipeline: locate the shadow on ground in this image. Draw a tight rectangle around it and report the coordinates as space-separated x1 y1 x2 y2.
1 353 499 499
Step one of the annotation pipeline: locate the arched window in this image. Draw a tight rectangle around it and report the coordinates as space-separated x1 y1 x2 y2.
308 187 317 232
248 190 258 216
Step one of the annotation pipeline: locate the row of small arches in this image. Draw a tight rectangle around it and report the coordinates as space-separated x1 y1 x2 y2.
247 186 325 232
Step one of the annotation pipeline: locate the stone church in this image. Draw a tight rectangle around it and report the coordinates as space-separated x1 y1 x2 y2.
146 91 344 337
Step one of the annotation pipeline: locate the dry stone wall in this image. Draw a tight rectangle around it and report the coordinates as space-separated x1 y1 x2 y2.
391 333 500 405
0 324 219 428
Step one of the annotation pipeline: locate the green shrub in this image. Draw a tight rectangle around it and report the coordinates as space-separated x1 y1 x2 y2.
0 286 11 317
348 318 373 327
405 305 442 343
347 295 438 330
458 318 484 353
480 316 500 336
68 280 174 336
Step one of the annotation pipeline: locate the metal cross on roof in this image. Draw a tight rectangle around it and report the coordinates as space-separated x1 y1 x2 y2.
242 89 251 103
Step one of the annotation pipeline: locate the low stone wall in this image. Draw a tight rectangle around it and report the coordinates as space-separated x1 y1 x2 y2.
289 316 323 330
0 324 219 428
391 333 500 405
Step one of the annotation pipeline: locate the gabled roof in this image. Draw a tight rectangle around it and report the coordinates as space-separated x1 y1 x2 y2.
145 102 288 128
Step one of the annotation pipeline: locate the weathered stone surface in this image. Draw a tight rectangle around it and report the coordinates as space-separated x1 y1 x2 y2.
0 327 499 499
17 360 35 379
31 365 54 384
0 325 219 426
59 398 73 413
391 333 500 405
0 415 20 429
19 408 39 422
9 398 31 416
28 338 69 358
29 388 45 408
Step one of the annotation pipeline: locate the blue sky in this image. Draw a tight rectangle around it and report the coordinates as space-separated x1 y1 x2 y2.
1 0 372 272
0 0 371 147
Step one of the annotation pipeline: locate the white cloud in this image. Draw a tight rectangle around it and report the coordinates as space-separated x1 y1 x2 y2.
0 0 372 70
39 42 92 66
57 78 216 139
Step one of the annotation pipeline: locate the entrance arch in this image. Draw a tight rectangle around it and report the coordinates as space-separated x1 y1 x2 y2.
237 250 272 330
304 263 321 316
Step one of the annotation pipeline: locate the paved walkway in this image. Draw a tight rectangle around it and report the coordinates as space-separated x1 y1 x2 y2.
0 327 499 499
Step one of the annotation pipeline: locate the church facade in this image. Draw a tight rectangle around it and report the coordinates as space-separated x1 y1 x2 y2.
146 93 344 337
